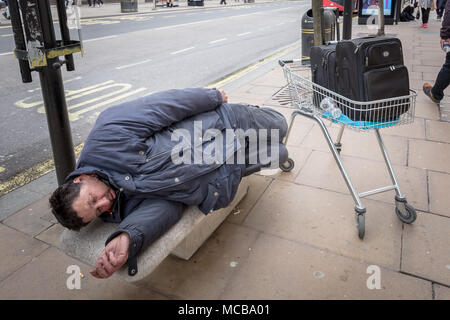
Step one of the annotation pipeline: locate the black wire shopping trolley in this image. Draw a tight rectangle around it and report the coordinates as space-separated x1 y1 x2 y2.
278 60 418 239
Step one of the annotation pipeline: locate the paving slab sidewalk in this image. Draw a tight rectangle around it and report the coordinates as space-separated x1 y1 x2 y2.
1 10 450 299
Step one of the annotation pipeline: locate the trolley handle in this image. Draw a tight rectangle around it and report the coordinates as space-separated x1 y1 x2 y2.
278 59 302 67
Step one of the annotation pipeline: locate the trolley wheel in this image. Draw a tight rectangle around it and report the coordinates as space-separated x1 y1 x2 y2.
356 213 365 240
280 158 295 172
395 202 417 224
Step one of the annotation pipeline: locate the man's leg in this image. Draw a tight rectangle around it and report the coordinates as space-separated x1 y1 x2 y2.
229 104 287 142
228 104 288 175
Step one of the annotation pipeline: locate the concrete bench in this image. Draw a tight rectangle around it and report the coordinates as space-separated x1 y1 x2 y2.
60 177 249 282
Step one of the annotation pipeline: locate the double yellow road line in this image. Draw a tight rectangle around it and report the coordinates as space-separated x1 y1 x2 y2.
0 144 85 197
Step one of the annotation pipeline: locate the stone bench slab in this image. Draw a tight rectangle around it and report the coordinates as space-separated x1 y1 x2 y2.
60 177 249 282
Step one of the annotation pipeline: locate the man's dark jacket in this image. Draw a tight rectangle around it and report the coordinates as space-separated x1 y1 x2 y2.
67 88 245 275
442 0 450 38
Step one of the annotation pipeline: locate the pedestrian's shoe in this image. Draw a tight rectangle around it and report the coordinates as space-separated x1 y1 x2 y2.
423 83 440 103
423 23 428 28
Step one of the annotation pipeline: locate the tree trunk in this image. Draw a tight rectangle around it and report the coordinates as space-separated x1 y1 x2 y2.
377 0 385 36
312 0 322 46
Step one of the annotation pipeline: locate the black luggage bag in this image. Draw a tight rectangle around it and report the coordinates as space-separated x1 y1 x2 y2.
310 43 338 108
335 36 410 121
310 44 338 93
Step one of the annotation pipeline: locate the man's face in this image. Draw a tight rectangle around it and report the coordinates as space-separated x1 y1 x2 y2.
71 175 116 224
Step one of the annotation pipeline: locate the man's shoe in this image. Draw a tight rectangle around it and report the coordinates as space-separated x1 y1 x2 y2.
423 83 440 103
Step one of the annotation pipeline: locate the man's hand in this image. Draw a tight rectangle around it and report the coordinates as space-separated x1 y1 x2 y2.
441 39 450 50
90 232 130 279
219 89 228 103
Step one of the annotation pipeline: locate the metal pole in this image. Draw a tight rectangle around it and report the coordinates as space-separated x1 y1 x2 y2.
55 0 75 71
9 0 32 83
342 0 352 40
37 0 76 185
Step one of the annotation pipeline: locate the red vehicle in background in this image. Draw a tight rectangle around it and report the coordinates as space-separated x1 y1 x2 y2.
323 0 359 13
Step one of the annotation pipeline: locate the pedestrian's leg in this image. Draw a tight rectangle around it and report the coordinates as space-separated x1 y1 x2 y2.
423 8 430 24
432 53 450 101
437 0 444 17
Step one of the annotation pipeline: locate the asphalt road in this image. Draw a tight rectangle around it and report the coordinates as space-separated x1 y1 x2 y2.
0 0 308 185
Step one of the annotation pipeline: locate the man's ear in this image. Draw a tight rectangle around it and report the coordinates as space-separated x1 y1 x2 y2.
73 175 86 183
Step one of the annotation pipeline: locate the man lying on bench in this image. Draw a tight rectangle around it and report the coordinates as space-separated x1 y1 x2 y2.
49 88 288 279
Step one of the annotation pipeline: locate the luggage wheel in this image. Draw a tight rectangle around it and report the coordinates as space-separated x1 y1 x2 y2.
280 158 295 172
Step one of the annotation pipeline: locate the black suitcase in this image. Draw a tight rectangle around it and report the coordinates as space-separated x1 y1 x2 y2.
336 36 410 121
310 44 338 93
310 44 338 108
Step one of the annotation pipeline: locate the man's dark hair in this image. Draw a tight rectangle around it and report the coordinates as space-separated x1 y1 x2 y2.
49 179 88 231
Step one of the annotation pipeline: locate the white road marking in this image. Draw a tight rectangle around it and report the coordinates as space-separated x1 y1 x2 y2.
230 12 261 18
162 15 177 18
209 38 227 44
170 47 195 55
151 6 296 31
1 34 13 37
276 22 285 26
84 35 118 42
237 32 251 37
154 19 212 31
0 52 12 56
116 59 153 70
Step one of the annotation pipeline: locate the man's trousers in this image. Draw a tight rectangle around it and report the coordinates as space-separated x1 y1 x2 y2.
228 104 289 177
